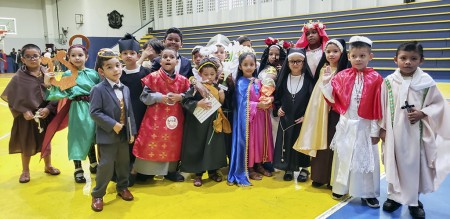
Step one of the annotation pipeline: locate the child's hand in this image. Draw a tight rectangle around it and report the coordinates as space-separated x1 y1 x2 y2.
379 129 386 142
167 93 182 103
408 109 426 124
218 89 225 103
129 135 135 144
141 46 154 59
44 72 55 87
371 137 380 145
295 117 304 124
197 98 212 110
113 122 123 134
218 72 225 82
23 111 34 120
257 102 271 110
161 95 169 104
278 107 285 117
322 65 333 85
37 108 50 119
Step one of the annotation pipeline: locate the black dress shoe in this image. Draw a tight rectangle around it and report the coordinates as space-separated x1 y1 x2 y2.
164 172 184 182
89 164 97 174
409 206 425 219
297 169 309 182
332 193 344 200
262 162 275 172
361 198 380 208
383 199 402 212
74 169 86 183
312 181 324 188
283 171 293 181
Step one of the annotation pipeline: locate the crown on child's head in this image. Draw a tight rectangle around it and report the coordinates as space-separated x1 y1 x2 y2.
302 20 325 32
264 37 291 50
97 48 120 58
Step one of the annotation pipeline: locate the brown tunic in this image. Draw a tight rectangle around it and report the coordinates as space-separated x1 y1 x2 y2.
1 66 56 156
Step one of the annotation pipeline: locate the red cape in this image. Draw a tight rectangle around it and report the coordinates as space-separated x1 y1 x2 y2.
329 67 383 120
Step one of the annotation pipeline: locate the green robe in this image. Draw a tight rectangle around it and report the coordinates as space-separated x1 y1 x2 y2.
46 68 100 160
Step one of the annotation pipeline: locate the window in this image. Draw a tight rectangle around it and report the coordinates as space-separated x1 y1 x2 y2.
187 0 193 14
197 0 204 12
157 0 163 18
176 0 184 15
167 0 173 17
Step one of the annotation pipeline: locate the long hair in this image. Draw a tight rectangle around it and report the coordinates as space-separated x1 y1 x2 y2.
258 44 287 77
316 38 350 77
235 52 257 82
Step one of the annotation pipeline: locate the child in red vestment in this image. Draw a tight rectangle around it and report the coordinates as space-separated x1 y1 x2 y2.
133 48 190 182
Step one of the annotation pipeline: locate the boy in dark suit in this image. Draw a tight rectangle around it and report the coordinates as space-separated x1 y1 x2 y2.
150 27 193 79
89 49 137 212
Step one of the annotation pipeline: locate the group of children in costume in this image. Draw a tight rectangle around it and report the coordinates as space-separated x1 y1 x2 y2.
2 21 450 218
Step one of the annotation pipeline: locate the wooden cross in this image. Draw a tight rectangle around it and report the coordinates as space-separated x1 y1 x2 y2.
401 100 415 113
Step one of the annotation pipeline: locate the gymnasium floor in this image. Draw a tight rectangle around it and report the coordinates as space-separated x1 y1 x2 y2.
0 74 449 219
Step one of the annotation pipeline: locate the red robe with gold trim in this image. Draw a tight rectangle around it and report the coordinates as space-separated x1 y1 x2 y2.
133 69 190 162
329 67 383 120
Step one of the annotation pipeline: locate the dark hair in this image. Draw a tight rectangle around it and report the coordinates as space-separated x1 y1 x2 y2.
164 27 183 42
236 52 257 81
396 41 424 58
236 36 251 45
68 44 88 56
198 57 219 74
258 44 287 76
349 41 371 52
21 44 41 56
191 47 201 56
316 38 350 77
94 49 119 71
143 38 164 55
161 47 177 56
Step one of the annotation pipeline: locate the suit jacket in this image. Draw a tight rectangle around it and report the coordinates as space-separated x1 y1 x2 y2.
90 79 137 144
151 55 193 79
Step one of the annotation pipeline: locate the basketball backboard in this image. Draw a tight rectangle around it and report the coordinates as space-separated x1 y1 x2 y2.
0 17 17 35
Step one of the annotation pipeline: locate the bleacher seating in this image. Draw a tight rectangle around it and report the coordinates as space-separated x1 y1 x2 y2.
140 0 450 80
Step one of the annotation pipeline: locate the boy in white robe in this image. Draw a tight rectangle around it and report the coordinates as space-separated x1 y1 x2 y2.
380 41 450 219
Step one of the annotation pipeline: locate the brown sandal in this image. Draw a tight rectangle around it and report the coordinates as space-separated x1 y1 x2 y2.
193 176 202 187
45 166 61 175
19 172 30 183
248 168 262 180
209 173 223 182
255 164 272 177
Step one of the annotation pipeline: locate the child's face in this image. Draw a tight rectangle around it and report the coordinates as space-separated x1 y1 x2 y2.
306 29 320 47
348 47 373 71
325 43 342 66
160 50 178 73
239 55 256 78
268 46 280 65
163 33 182 51
120 50 139 66
394 50 423 77
200 67 217 84
193 52 204 67
241 40 252 48
288 54 305 73
99 58 122 83
214 46 226 62
21 48 41 69
69 47 88 70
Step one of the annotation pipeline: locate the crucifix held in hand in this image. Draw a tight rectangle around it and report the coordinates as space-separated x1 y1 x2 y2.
401 100 415 113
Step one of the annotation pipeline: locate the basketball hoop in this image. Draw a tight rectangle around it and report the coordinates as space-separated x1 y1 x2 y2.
0 30 7 42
